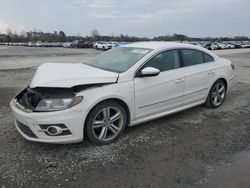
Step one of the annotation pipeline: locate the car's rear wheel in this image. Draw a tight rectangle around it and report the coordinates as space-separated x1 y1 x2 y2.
85 101 127 145
205 80 227 108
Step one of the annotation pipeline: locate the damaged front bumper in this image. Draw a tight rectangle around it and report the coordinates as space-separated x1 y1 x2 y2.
10 88 88 144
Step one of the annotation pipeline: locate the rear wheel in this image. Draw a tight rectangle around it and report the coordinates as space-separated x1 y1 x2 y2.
205 80 227 108
85 101 127 145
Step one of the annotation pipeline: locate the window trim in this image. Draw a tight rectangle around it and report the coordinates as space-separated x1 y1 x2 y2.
135 49 181 77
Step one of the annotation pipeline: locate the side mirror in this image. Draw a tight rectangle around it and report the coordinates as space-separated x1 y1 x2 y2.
139 67 160 77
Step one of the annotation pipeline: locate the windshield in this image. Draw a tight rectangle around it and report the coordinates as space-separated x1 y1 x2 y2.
85 47 152 73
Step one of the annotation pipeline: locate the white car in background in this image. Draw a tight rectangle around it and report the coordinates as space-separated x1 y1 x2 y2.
218 43 227 49
36 42 43 47
62 42 72 48
27 42 36 47
108 41 118 48
210 43 219 50
94 41 112 50
10 42 235 144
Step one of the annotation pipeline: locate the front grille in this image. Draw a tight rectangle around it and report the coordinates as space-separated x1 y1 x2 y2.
16 120 38 138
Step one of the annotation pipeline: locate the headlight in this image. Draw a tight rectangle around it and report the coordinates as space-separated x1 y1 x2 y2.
34 96 83 112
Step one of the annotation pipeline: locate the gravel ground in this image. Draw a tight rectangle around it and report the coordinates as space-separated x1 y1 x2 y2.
0 47 250 188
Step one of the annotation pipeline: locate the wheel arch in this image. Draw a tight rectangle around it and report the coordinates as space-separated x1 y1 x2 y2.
205 77 228 108
215 77 228 92
83 97 131 138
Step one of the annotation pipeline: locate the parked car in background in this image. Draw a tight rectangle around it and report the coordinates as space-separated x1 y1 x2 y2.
70 40 85 48
83 41 94 48
93 41 102 49
225 43 235 49
94 41 112 50
70 40 94 48
228 42 242 48
36 42 43 47
242 42 250 48
28 42 36 47
10 42 235 145
62 42 72 48
217 43 227 49
209 43 219 50
108 41 118 48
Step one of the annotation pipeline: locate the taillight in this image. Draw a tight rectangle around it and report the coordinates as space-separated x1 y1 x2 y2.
231 63 235 70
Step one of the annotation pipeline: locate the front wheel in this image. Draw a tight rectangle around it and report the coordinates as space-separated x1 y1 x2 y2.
205 80 227 108
85 101 127 145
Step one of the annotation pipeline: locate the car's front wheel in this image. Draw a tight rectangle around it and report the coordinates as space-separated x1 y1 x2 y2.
85 101 127 145
205 80 227 108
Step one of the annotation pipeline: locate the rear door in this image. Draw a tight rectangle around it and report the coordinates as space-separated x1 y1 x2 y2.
180 49 214 105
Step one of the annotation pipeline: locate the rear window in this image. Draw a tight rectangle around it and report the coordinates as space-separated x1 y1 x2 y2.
181 49 204 67
203 53 214 62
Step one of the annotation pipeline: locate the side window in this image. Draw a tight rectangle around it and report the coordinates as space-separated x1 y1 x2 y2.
203 53 214 63
181 49 204 67
142 50 180 72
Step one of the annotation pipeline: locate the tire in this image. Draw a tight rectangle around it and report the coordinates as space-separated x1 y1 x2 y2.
102 46 105 51
85 101 127 145
205 80 227 108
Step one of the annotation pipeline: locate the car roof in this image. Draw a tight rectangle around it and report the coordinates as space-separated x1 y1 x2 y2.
123 41 204 50
122 41 218 59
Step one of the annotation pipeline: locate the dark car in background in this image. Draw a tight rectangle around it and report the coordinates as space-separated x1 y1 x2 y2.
70 40 85 48
84 41 94 48
70 40 94 48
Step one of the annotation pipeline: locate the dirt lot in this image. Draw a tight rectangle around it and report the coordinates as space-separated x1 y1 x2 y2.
0 46 250 188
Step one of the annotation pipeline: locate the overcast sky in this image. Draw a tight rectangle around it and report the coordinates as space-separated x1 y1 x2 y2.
0 0 249 37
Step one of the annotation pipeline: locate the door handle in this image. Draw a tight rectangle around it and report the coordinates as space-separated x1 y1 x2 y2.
175 78 184 83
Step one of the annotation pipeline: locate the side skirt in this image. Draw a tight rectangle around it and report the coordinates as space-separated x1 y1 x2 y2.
129 100 206 127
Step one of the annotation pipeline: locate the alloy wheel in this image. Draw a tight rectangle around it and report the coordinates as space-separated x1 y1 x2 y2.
91 106 124 142
211 82 226 106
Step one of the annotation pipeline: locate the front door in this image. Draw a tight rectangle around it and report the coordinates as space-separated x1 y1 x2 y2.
134 50 185 120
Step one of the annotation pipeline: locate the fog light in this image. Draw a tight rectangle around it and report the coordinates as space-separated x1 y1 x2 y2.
38 124 71 136
46 126 63 136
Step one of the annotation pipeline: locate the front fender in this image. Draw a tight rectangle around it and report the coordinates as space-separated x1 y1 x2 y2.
77 81 135 124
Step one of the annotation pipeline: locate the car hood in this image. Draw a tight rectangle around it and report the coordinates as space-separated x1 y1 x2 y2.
30 63 119 88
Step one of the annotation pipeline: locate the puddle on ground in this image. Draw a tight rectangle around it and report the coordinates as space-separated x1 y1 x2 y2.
207 151 250 188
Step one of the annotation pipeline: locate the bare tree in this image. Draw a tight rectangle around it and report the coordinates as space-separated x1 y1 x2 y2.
91 29 100 37
58 31 66 42
6 28 12 36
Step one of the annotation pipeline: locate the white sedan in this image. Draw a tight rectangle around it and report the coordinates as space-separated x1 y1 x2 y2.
10 42 236 144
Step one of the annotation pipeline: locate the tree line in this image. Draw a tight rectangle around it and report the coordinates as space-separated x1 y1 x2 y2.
0 29 249 43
